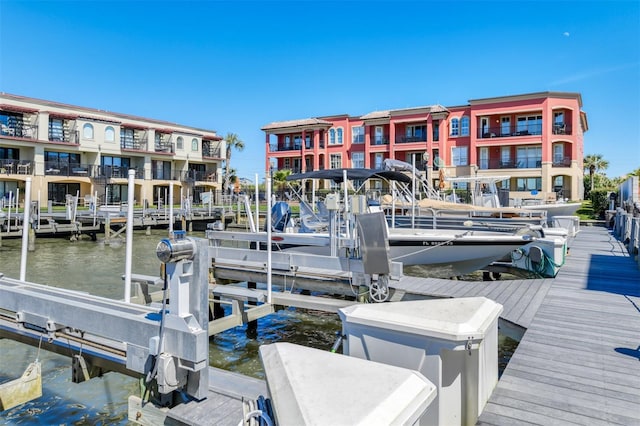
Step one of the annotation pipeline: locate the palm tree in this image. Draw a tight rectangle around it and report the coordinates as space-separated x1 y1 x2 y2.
629 167 640 178
583 154 609 192
272 169 292 197
223 133 244 194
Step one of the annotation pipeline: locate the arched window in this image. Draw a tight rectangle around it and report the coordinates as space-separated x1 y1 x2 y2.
337 128 343 144
83 123 94 139
104 126 115 142
460 117 469 136
329 129 336 144
176 136 184 150
450 118 459 136
191 138 198 151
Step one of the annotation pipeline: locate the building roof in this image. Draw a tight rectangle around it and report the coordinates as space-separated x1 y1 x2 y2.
469 91 583 107
261 118 333 132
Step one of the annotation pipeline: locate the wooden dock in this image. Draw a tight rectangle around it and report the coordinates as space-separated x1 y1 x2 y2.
477 226 640 425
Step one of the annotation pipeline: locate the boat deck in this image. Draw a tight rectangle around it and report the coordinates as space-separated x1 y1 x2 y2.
478 226 640 425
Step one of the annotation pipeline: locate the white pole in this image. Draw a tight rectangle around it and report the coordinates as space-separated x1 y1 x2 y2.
19 178 32 281
37 190 41 230
168 183 174 236
74 190 79 222
343 169 349 239
266 169 272 304
254 173 259 235
16 188 20 218
124 169 135 303
411 154 416 228
7 191 12 234
93 190 98 227
391 180 397 229
312 180 316 212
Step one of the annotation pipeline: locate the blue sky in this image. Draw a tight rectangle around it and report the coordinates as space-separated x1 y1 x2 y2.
1 0 638 180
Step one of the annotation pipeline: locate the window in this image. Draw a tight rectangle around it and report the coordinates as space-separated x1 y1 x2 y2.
450 118 459 136
105 126 115 142
553 143 564 164
293 136 302 149
479 147 489 169
176 136 184 150
516 177 542 191
305 134 312 149
284 158 290 169
374 126 384 144
553 111 566 134
374 153 384 169
501 146 511 167
329 129 336 145
516 146 542 168
49 119 64 141
121 128 134 147
330 154 342 169
451 146 468 166
284 136 291 149
351 152 364 168
82 123 94 139
191 138 198 151
352 126 364 144
152 160 171 180
460 117 469 136
501 117 511 136
405 125 426 142
516 115 542 135
432 121 440 142
337 128 343 144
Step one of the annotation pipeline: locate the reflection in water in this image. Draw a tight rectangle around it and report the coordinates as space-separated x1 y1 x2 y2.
0 230 518 424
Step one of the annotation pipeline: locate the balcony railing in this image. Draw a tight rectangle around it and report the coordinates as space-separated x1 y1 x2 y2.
552 123 572 135
270 144 301 152
202 146 222 158
370 136 390 145
154 141 175 154
479 158 542 170
49 129 79 144
92 165 144 179
44 161 93 177
177 170 217 182
1 124 38 139
395 135 427 144
552 156 572 167
1 159 33 175
478 124 543 139
121 139 148 151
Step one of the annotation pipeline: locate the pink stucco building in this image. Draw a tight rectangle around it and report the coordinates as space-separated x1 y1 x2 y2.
263 91 587 203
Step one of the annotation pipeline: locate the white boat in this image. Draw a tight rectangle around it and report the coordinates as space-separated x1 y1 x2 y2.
445 175 581 223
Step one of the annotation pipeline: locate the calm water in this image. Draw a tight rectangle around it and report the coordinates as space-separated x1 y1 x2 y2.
0 230 518 424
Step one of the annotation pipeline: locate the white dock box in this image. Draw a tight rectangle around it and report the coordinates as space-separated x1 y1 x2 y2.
260 342 436 425
339 297 503 426
552 215 580 237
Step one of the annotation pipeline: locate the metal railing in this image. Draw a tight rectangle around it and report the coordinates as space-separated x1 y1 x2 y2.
479 158 543 169
478 124 544 139
552 156 572 167
395 135 427 144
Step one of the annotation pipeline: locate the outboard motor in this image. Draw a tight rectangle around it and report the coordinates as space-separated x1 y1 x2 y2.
270 201 292 232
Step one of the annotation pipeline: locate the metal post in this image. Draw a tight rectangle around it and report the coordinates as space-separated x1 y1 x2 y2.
19 178 32 281
254 173 259 239
266 169 272 304
411 153 416 228
168 183 174 236
124 169 135 303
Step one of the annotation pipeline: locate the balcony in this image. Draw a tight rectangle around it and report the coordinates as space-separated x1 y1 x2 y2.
154 141 175 154
552 156 572 167
270 143 300 152
202 146 222 158
1 123 38 139
552 123 572 135
44 161 93 177
92 165 144 179
478 124 543 139
370 136 390 146
479 158 542 170
395 135 427 144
